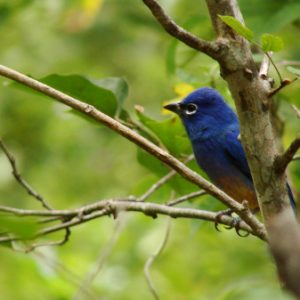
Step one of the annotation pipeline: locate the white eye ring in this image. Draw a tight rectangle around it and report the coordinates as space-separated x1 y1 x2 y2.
185 103 198 115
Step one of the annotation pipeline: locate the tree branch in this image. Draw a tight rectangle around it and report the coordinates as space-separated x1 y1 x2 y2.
0 139 52 210
166 190 206 206
274 136 300 174
138 170 177 202
24 228 71 253
142 0 220 59
0 64 265 239
0 198 266 241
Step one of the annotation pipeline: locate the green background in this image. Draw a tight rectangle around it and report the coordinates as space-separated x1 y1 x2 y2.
0 0 300 299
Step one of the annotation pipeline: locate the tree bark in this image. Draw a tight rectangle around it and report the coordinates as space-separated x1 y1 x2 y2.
205 0 295 221
205 0 300 297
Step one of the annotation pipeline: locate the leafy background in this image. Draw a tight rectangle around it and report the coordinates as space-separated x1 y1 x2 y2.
0 0 299 299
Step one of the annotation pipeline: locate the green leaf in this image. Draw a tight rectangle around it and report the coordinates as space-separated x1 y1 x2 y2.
218 15 254 41
41 74 119 117
260 33 284 52
137 148 168 177
286 66 300 77
136 110 191 156
12 74 130 120
92 77 129 114
0 5 10 25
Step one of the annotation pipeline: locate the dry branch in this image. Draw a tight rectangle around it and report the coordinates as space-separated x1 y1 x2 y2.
25 228 71 252
0 139 52 210
0 199 265 241
0 64 265 239
274 136 300 174
166 190 206 206
142 0 220 59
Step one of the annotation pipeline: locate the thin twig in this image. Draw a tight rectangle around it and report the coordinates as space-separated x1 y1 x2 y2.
0 139 52 210
25 228 71 253
138 155 194 202
261 52 298 97
38 216 64 224
0 197 135 217
138 170 178 202
278 60 300 67
0 140 73 245
0 208 107 244
268 78 298 98
144 218 171 300
265 51 282 83
167 190 206 206
0 199 266 241
292 104 300 119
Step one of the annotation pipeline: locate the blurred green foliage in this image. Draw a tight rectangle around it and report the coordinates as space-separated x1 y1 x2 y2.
0 0 299 299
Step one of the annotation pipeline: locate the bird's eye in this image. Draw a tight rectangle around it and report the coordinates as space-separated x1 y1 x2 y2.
185 103 198 115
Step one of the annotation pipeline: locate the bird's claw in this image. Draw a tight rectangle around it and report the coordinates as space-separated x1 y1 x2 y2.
214 209 249 237
214 209 233 232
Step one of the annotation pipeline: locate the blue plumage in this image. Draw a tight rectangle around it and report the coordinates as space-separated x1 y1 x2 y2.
164 87 296 210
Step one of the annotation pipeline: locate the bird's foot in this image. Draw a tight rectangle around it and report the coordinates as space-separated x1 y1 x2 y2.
214 209 233 232
214 209 249 237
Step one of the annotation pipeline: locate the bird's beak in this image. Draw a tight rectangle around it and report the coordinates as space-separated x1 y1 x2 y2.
163 102 181 114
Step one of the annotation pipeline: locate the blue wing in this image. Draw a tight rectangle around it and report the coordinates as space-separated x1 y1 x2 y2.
223 126 252 181
223 126 296 210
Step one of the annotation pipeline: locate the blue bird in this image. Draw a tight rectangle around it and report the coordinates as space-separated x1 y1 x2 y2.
164 87 296 212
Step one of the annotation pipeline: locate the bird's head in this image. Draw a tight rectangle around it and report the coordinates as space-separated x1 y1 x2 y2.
164 87 238 141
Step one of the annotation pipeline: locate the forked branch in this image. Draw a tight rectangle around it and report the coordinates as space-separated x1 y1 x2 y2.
142 0 220 59
274 136 300 174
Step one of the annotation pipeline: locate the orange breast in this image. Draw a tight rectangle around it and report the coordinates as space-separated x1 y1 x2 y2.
216 176 258 210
